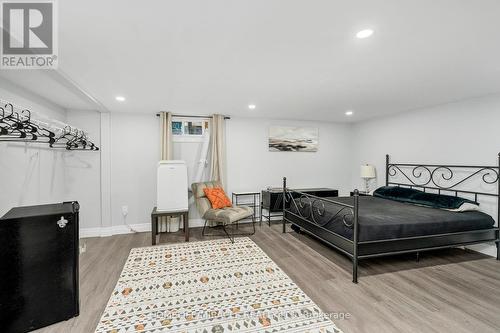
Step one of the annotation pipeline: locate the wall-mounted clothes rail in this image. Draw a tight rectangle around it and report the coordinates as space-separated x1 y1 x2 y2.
0 99 99 151
155 113 231 120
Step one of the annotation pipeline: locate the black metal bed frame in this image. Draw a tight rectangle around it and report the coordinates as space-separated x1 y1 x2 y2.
282 154 500 283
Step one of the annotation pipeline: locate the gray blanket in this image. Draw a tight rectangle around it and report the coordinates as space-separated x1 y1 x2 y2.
290 196 495 241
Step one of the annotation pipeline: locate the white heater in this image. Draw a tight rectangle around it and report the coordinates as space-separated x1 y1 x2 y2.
157 160 188 212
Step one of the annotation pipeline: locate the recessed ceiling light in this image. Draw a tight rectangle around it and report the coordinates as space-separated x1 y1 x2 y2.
356 29 374 39
345 110 354 116
115 96 126 102
248 104 256 110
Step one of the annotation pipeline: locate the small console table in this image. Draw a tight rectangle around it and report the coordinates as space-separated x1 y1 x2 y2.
261 188 338 226
151 207 189 245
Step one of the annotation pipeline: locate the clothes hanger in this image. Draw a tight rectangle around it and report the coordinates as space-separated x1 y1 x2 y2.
20 110 39 134
26 113 57 145
0 106 30 140
2 105 44 141
67 130 90 150
0 107 9 135
52 125 77 149
1 101 99 150
65 129 99 151
11 111 36 140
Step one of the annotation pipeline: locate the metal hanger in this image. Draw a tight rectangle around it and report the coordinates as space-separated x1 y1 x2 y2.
0 100 99 150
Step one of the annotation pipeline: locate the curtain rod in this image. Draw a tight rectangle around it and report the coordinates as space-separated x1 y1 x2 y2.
156 113 230 120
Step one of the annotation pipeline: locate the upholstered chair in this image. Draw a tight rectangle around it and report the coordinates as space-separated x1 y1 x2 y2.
191 181 255 242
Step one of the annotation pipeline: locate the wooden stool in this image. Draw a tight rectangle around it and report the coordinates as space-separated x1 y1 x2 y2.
151 207 189 245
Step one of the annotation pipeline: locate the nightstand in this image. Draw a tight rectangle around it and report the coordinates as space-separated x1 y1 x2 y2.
350 191 370 196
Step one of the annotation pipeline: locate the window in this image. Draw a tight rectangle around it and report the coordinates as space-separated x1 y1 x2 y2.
172 121 183 135
172 118 209 142
184 121 203 135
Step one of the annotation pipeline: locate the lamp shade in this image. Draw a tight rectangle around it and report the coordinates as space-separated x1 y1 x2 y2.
360 165 376 179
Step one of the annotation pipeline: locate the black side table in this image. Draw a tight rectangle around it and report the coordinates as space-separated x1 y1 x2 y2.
350 191 370 196
151 207 189 245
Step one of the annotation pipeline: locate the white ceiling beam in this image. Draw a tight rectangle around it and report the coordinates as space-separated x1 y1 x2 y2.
46 69 109 113
0 76 66 116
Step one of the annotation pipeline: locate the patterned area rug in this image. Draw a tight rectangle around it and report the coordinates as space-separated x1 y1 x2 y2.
95 237 342 333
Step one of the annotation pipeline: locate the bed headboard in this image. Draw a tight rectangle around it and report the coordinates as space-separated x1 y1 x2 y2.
385 154 500 222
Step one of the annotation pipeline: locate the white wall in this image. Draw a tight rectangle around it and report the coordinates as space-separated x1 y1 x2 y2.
0 81 67 217
65 110 101 229
109 113 159 228
227 117 353 195
351 95 500 256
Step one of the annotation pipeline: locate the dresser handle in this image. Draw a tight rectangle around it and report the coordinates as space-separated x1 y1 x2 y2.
57 216 68 228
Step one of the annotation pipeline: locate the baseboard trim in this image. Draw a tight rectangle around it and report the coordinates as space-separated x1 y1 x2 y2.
79 224 149 238
80 218 210 238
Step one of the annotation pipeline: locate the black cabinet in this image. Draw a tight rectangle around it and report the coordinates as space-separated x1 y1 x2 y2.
262 188 339 212
0 202 80 333
261 188 338 225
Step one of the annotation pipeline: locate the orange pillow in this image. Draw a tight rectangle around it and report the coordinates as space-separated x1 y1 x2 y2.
203 187 232 209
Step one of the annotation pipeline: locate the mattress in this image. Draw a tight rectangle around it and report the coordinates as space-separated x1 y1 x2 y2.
289 196 496 242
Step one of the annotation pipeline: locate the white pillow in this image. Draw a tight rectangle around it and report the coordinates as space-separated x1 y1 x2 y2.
444 203 481 212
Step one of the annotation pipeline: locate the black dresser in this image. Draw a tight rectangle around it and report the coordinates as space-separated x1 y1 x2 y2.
261 188 338 225
0 202 80 333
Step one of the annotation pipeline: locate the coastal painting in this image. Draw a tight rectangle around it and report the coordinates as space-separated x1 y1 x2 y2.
268 126 318 152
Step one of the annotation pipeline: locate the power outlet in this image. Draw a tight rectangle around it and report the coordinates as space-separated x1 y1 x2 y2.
122 205 129 216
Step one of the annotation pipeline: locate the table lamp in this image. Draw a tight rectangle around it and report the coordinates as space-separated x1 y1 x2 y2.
360 164 376 193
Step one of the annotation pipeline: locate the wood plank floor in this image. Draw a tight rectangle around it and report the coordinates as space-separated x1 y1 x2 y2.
36 222 500 333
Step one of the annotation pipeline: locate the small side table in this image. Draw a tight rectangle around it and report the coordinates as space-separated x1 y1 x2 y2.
350 191 370 196
232 192 261 225
151 207 189 245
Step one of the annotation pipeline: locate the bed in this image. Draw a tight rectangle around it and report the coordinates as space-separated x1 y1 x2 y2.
282 154 500 283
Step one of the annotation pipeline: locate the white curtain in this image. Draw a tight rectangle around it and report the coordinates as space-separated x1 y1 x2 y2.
159 111 180 232
160 112 173 160
210 114 227 189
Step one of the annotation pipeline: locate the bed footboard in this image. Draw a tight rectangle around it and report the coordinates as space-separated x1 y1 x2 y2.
282 177 361 283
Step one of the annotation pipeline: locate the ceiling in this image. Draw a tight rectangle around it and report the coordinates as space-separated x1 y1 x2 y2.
2 0 500 122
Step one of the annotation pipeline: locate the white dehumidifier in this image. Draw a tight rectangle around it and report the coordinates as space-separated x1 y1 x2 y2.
157 160 189 232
